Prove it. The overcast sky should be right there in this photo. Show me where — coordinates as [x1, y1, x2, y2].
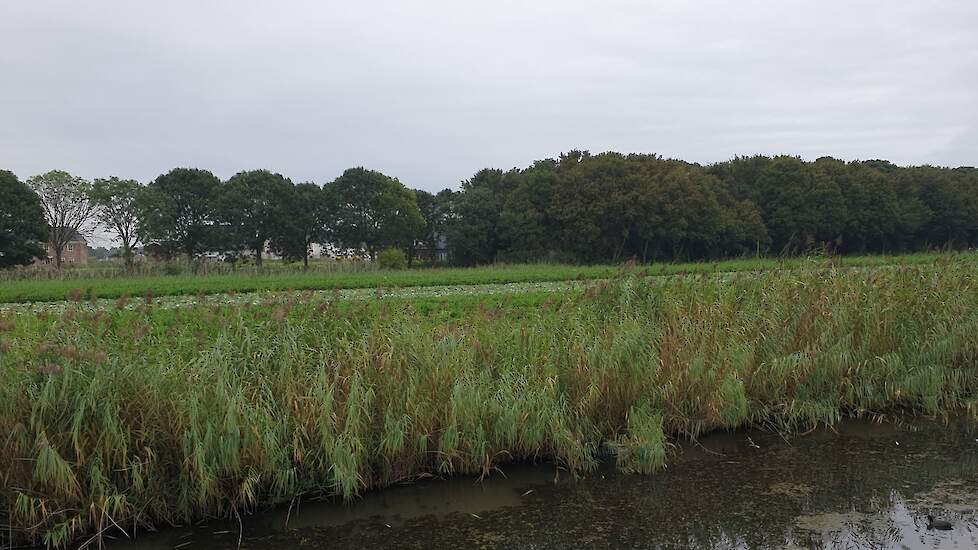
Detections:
[2, 1, 977, 192]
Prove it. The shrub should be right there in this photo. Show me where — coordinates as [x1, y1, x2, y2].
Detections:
[377, 247, 407, 270]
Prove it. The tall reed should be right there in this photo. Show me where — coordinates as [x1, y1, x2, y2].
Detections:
[2, 259, 978, 547]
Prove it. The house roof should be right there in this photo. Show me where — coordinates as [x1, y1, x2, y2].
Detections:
[51, 228, 88, 244]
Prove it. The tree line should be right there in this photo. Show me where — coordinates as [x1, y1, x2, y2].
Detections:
[0, 167, 425, 269]
[442, 152, 978, 264]
[2, 152, 977, 270]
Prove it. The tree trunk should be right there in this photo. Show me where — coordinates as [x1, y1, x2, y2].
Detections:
[303, 251, 309, 270]
[255, 246, 263, 268]
[123, 244, 134, 272]
[54, 246, 64, 270]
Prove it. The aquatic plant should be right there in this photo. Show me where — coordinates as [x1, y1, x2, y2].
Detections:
[2, 258, 978, 547]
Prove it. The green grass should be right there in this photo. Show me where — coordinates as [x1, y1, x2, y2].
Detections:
[0, 280, 586, 315]
[0, 251, 971, 303]
[0, 257, 382, 282]
[3, 257, 978, 547]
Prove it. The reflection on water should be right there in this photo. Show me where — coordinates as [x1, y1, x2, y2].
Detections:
[110, 417, 978, 549]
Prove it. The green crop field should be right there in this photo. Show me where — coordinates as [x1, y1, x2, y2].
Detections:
[0, 251, 970, 304]
[3, 257, 978, 547]
[0, 263, 616, 303]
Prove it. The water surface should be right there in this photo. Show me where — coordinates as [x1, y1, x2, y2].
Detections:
[109, 416, 978, 549]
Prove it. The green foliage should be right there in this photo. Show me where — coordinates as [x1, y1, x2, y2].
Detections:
[217, 169, 294, 266]
[377, 247, 407, 270]
[269, 182, 332, 267]
[9, 153, 978, 271]
[712, 156, 978, 255]
[443, 151, 978, 264]
[446, 170, 504, 265]
[449, 153, 770, 264]
[89, 177, 142, 269]
[4, 258, 978, 547]
[328, 168, 425, 256]
[914, 166, 978, 248]
[750, 156, 847, 253]
[0, 170, 48, 268]
[414, 188, 457, 253]
[609, 404, 667, 474]
[138, 168, 222, 259]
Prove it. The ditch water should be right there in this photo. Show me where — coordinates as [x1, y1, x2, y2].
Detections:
[110, 417, 978, 549]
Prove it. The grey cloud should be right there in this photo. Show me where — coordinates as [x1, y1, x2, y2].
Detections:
[2, 0, 976, 192]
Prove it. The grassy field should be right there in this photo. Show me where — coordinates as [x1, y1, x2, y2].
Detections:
[3, 258, 978, 547]
[0, 251, 971, 303]
[0, 263, 616, 303]
[0, 257, 382, 282]
[0, 280, 587, 314]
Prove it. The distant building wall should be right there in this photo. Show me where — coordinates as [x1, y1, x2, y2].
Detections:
[61, 240, 89, 264]
[34, 239, 89, 265]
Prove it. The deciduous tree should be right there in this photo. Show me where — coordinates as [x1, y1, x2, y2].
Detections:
[269, 182, 332, 268]
[218, 170, 293, 267]
[139, 168, 221, 260]
[0, 170, 48, 268]
[26, 170, 97, 269]
[90, 177, 142, 270]
[445, 169, 504, 265]
[328, 168, 425, 258]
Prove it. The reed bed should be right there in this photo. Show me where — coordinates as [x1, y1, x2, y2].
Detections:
[2, 259, 978, 547]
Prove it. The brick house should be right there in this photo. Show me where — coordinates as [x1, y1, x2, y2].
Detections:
[35, 229, 89, 266]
